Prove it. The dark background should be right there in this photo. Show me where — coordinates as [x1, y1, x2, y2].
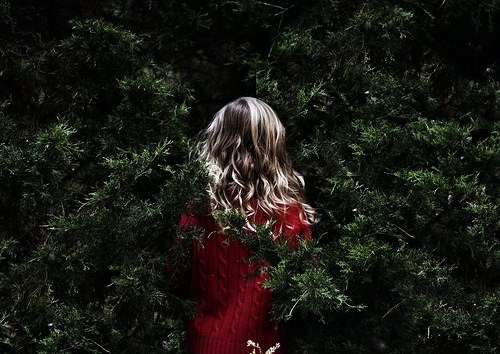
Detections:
[1, 1, 499, 353]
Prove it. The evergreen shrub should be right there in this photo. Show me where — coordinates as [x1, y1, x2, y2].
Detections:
[1, 1, 499, 353]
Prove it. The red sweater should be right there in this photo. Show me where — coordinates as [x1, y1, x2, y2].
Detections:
[179, 204, 311, 354]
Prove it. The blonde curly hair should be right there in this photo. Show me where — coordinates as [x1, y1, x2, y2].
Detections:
[198, 97, 316, 227]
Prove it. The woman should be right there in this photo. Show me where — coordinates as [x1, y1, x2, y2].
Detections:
[179, 97, 315, 353]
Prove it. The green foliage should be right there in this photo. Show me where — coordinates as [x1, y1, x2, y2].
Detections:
[213, 210, 361, 323]
[232, 1, 499, 352]
[1, 0, 499, 353]
[0, 12, 200, 353]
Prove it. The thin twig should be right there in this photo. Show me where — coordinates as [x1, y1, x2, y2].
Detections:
[90, 339, 112, 353]
[253, 1, 285, 10]
[394, 224, 415, 239]
[274, 4, 296, 17]
[382, 299, 406, 319]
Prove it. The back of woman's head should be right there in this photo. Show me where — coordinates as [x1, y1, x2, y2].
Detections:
[199, 97, 315, 224]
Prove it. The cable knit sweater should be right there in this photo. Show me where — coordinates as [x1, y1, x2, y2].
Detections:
[179, 204, 311, 354]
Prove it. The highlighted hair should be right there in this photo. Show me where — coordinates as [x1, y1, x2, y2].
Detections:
[199, 97, 316, 226]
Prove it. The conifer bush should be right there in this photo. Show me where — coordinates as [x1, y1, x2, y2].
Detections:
[0, 10, 202, 352]
[1, 0, 499, 353]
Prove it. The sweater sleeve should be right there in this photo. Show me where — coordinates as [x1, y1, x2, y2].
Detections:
[278, 204, 312, 249]
[164, 213, 198, 297]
